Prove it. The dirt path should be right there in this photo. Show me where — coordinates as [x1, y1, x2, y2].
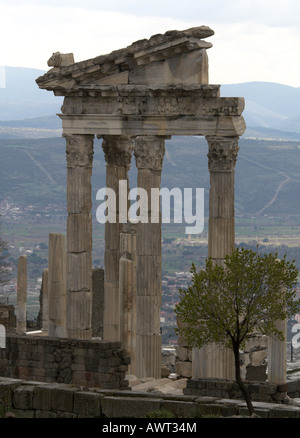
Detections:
[239, 154, 291, 216]
[22, 149, 56, 185]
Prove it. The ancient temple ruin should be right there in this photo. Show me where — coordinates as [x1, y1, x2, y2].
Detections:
[35, 25, 246, 380]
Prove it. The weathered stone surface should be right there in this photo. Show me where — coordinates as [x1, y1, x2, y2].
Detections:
[268, 318, 287, 384]
[48, 52, 74, 67]
[37, 26, 214, 92]
[92, 268, 104, 338]
[0, 335, 129, 389]
[13, 385, 35, 410]
[16, 255, 27, 334]
[74, 391, 102, 417]
[101, 395, 162, 418]
[48, 233, 67, 338]
[102, 136, 133, 343]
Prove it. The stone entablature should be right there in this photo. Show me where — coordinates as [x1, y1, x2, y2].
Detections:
[36, 26, 245, 139]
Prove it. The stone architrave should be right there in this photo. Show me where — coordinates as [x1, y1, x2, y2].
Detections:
[48, 233, 67, 338]
[119, 223, 137, 375]
[101, 135, 133, 341]
[65, 134, 94, 340]
[134, 135, 165, 379]
[16, 255, 27, 334]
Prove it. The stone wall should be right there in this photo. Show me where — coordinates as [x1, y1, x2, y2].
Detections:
[0, 304, 16, 333]
[184, 378, 289, 403]
[0, 334, 130, 389]
[2, 377, 300, 418]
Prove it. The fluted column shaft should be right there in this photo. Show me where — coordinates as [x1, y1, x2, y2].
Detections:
[65, 134, 94, 339]
[193, 136, 239, 380]
[268, 318, 287, 384]
[41, 268, 48, 331]
[134, 136, 165, 379]
[16, 255, 27, 334]
[207, 136, 239, 264]
[119, 223, 137, 375]
[48, 233, 67, 338]
[102, 135, 133, 341]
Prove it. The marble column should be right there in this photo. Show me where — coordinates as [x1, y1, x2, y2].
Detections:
[193, 136, 239, 380]
[134, 135, 165, 379]
[65, 134, 94, 339]
[102, 135, 133, 341]
[48, 233, 67, 338]
[268, 318, 287, 384]
[119, 223, 137, 375]
[206, 136, 239, 265]
[41, 268, 49, 331]
[16, 255, 27, 334]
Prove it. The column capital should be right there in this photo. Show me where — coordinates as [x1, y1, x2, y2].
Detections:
[134, 136, 165, 171]
[102, 135, 133, 167]
[64, 134, 94, 167]
[206, 136, 239, 172]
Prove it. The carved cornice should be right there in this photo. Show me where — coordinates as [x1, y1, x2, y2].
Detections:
[134, 136, 165, 171]
[64, 134, 94, 167]
[101, 135, 133, 167]
[206, 136, 239, 172]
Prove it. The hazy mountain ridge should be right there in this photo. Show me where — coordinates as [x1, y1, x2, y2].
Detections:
[0, 67, 299, 139]
[0, 136, 300, 218]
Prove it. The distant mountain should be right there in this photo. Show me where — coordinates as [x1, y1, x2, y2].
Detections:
[0, 67, 299, 139]
[221, 82, 300, 135]
[0, 66, 63, 121]
[1, 136, 300, 219]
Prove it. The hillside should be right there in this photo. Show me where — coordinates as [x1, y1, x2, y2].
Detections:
[0, 66, 63, 121]
[1, 135, 300, 219]
[221, 82, 300, 134]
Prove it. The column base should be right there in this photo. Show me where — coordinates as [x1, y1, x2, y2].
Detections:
[67, 329, 93, 340]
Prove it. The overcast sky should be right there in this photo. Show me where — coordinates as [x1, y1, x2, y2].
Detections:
[0, 0, 299, 86]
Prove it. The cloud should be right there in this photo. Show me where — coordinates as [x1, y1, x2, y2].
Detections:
[0, 3, 194, 69]
[6, 0, 300, 26]
[1, 0, 299, 86]
[209, 22, 300, 86]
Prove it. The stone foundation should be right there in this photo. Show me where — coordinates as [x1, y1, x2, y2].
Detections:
[184, 378, 288, 403]
[0, 334, 130, 389]
[2, 377, 300, 418]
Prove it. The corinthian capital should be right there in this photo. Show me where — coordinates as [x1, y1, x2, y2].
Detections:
[102, 135, 133, 167]
[65, 134, 94, 167]
[134, 136, 165, 171]
[206, 136, 239, 172]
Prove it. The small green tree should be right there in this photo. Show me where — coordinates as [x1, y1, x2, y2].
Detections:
[175, 247, 300, 416]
